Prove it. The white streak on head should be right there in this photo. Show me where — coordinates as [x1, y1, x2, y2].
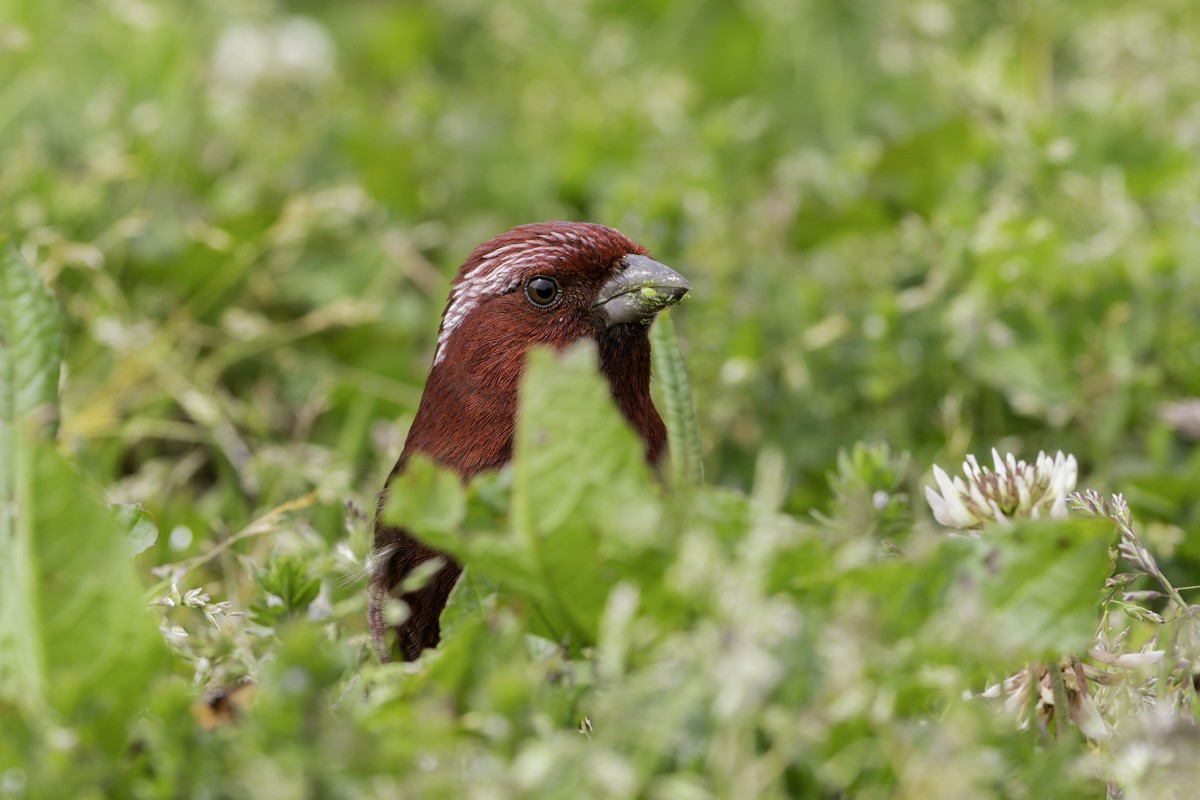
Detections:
[479, 242, 522, 261]
[432, 227, 593, 365]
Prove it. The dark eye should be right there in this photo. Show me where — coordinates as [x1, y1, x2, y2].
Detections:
[524, 276, 561, 308]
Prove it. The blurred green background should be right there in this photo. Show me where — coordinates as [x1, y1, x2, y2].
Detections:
[3, 0, 1200, 590]
[4, 0, 1200, 795]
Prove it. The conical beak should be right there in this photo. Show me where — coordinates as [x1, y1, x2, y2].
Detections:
[595, 254, 691, 327]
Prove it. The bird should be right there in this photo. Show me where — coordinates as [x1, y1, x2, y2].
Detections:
[368, 221, 691, 662]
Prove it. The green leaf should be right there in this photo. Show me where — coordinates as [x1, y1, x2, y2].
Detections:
[404, 346, 669, 646]
[0, 442, 168, 745]
[0, 242, 63, 445]
[382, 453, 467, 534]
[0, 246, 165, 759]
[384, 457, 553, 618]
[511, 344, 663, 644]
[985, 517, 1113, 657]
[955, 517, 1114, 662]
[0, 241, 64, 721]
[115, 504, 159, 556]
[439, 567, 495, 645]
[250, 554, 322, 626]
[650, 310, 703, 488]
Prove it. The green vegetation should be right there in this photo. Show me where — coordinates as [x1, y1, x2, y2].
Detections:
[2, 0, 1200, 797]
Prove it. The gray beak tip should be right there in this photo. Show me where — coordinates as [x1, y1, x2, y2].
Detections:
[596, 254, 692, 327]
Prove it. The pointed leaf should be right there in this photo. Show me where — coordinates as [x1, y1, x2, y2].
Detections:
[0, 242, 64, 445]
[650, 310, 703, 488]
[0, 245, 166, 760]
[116, 504, 159, 556]
[512, 344, 662, 644]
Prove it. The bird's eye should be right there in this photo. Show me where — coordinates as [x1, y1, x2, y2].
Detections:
[524, 276, 561, 308]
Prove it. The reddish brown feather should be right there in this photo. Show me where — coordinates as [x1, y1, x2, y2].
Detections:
[369, 222, 666, 662]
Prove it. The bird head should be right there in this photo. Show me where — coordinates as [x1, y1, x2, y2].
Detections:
[432, 221, 690, 370]
[404, 221, 690, 475]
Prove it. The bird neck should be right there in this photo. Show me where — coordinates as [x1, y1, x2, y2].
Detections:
[399, 327, 667, 480]
[399, 352, 520, 479]
[598, 325, 667, 466]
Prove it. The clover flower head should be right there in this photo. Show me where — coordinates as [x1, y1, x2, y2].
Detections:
[925, 449, 1078, 530]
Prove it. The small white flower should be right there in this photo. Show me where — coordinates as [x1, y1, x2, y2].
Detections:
[925, 449, 1078, 530]
[1088, 647, 1165, 669]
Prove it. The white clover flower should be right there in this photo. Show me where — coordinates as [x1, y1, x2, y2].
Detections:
[925, 449, 1078, 530]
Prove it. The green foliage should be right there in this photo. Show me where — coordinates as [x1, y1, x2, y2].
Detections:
[651, 309, 704, 488]
[972, 518, 1113, 661]
[383, 453, 467, 535]
[822, 441, 912, 543]
[0, 243, 63, 441]
[249, 555, 322, 628]
[117, 504, 160, 556]
[2, 0, 1199, 796]
[389, 344, 667, 646]
[0, 248, 167, 789]
[512, 345, 662, 643]
[0, 242, 63, 717]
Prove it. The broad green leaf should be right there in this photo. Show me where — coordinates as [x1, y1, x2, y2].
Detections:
[0, 246, 166, 759]
[384, 458, 553, 620]
[927, 518, 1114, 665]
[439, 567, 495, 645]
[1, 441, 168, 753]
[836, 537, 966, 644]
[975, 517, 1113, 660]
[382, 453, 467, 534]
[402, 347, 668, 646]
[511, 345, 663, 645]
[384, 457, 539, 594]
[0, 241, 63, 721]
[421, 525, 549, 602]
